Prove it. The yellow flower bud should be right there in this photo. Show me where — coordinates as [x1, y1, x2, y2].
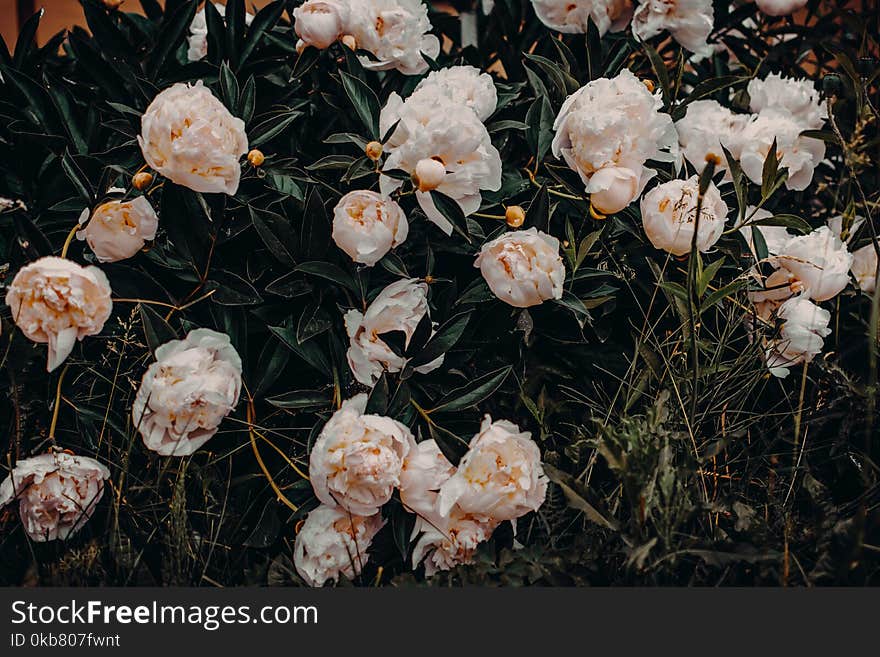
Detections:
[247, 149, 265, 167]
[132, 171, 154, 191]
[341, 34, 357, 50]
[365, 141, 383, 161]
[505, 205, 525, 228]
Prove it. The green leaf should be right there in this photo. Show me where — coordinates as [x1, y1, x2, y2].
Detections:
[250, 206, 296, 267]
[239, 0, 285, 65]
[266, 389, 331, 410]
[340, 71, 380, 139]
[525, 96, 554, 162]
[432, 366, 512, 413]
[249, 110, 302, 147]
[61, 151, 95, 201]
[643, 42, 671, 107]
[139, 303, 177, 354]
[219, 62, 240, 114]
[542, 463, 618, 530]
[429, 191, 471, 243]
[294, 262, 360, 294]
[149, 0, 196, 76]
[697, 257, 725, 297]
[701, 279, 748, 314]
[751, 213, 812, 234]
[408, 311, 472, 368]
[13, 7, 42, 69]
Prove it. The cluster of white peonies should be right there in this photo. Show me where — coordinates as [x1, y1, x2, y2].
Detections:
[187, 2, 254, 62]
[475, 228, 565, 307]
[379, 66, 502, 234]
[552, 69, 678, 215]
[132, 329, 243, 456]
[344, 278, 443, 385]
[676, 73, 827, 192]
[529, 0, 633, 37]
[76, 195, 158, 263]
[332, 190, 409, 266]
[293, 0, 440, 75]
[138, 81, 249, 196]
[0, 450, 110, 542]
[640, 175, 728, 256]
[5, 256, 113, 372]
[294, 395, 547, 584]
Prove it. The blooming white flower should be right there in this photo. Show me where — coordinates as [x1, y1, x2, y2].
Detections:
[76, 196, 158, 263]
[5, 256, 113, 372]
[774, 226, 853, 302]
[187, 3, 254, 62]
[747, 73, 827, 130]
[675, 100, 749, 178]
[332, 190, 408, 266]
[294, 0, 350, 50]
[438, 416, 547, 522]
[640, 176, 728, 256]
[412, 66, 498, 121]
[0, 451, 110, 542]
[346, 0, 440, 76]
[379, 89, 502, 234]
[293, 504, 385, 586]
[765, 296, 831, 378]
[755, 0, 808, 17]
[632, 0, 714, 53]
[344, 278, 444, 385]
[132, 329, 242, 456]
[475, 228, 565, 308]
[411, 507, 497, 576]
[530, 0, 633, 37]
[138, 81, 248, 196]
[399, 438, 456, 518]
[737, 109, 825, 192]
[552, 69, 678, 214]
[851, 242, 878, 295]
[309, 393, 413, 515]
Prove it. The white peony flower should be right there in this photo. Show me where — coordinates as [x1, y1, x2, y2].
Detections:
[138, 81, 248, 196]
[187, 3, 254, 62]
[675, 100, 749, 179]
[309, 393, 413, 515]
[346, 0, 440, 76]
[412, 65, 498, 121]
[5, 256, 113, 372]
[851, 242, 878, 295]
[0, 451, 110, 542]
[755, 0, 808, 17]
[399, 438, 456, 518]
[737, 109, 825, 192]
[294, 0, 350, 50]
[76, 196, 158, 263]
[747, 73, 827, 130]
[293, 504, 385, 586]
[774, 226, 853, 302]
[344, 278, 444, 385]
[475, 228, 565, 308]
[438, 416, 547, 522]
[826, 214, 865, 244]
[411, 507, 497, 576]
[132, 329, 242, 456]
[640, 176, 728, 256]
[552, 69, 678, 214]
[530, 0, 634, 37]
[632, 0, 714, 53]
[765, 296, 831, 378]
[332, 190, 408, 266]
[379, 89, 502, 234]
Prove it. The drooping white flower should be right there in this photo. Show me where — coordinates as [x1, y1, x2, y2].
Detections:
[0, 451, 110, 542]
[138, 81, 248, 195]
[76, 196, 158, 263]
[309, 394, 413, 515]
[755, 0, 808, 18]
[399, 438, 456, 518]
[411, 66, 498, 121]
[438, 416, 547, 522]
[530, 0, 634, 37]
[552, 69, 678, 214]
[294, 0, 351, 50]
[737, 109, 825, 192]
[5, 256, 113, 372]
[765, 296, 831, 378]
[346, 0, 440, 76]
[379, 89, 502, 234]
[851, 242, 878, 295]
[747, 73, 827, 130]
[475, 228, 565, 308]
[132, 329, 242, 456]
[675, 100, 749, 179]
[632, 0, 714, 53]
[640, 176, 728, 256]
[293, 504, 385, 586]
[344, 278, 444, 385]
[187, 3, 254, 62]
[774, 226, 853, 302]
[332, 190, 408, 266]
[411, 507, 497, 576]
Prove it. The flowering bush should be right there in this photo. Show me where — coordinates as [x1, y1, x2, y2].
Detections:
[0, 0, 878, 586]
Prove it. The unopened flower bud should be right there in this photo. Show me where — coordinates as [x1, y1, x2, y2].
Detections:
[413, 158, 446, 192]
[132, 171, 153, 191]
[642, 79, 655, 93]
[505, 205, 525, 228]
[247, 149, 265, 167]
[365, 141, 383, 161]
[341, 34, 357, 50]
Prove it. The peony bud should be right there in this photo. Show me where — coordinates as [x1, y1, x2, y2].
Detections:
[505, 205, 525, 228]
[293, 0, 350, 50]
[247, 149, 265, 167]
[365, 141, 383, 161]
[413, 158, 446, 192]
[132, 171, 154, 191]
